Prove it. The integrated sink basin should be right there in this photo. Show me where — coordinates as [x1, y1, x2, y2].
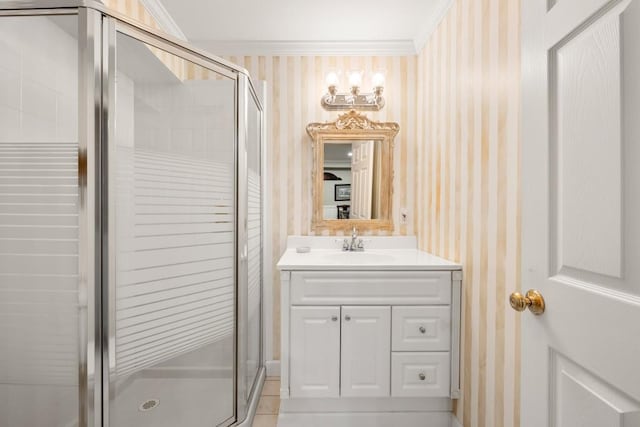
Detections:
[320, 251, 396, 264]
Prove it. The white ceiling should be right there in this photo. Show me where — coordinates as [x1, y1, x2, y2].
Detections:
[325, 143, 353, 163]
[155, 0, 452, 55]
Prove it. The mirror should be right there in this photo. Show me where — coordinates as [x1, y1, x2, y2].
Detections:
[322, 140, 384, 220]
[307, 110, 399, 233]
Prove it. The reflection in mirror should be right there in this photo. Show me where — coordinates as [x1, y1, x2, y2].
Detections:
[323, 141, 384, 220]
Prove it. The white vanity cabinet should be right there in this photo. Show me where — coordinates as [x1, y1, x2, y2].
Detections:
[277, 237, 462, 427]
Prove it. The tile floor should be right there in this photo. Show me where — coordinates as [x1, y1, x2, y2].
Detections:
[251, 377, 280, 427]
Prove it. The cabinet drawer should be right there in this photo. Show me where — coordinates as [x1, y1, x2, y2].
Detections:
[290, 270, 451, 305]
[392, 306, 451, 351]
[391, 352, 450, 397]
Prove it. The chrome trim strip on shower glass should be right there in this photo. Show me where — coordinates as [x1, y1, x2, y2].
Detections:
[78, 7, 103, 427]
[256, 84, 265, 390]
[236, 74, 249, 423]
[0, 0, 95, 9]
[102, 14, 116, 427]
[245, 77, 264, 405]
[245, 76, 265, 114]
[0, 8, 79, 17]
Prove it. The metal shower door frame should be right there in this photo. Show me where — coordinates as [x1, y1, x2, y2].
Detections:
[102, 13, 243, 427]
[235, 73, 266, 426]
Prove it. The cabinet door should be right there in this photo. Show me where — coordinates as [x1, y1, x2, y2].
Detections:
[341, 306, 391, 397]
[290, 306, 340, 397]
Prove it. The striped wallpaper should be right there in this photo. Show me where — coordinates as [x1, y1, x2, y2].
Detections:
[415, 1, 521, 427]
[102, 1, 521, 426]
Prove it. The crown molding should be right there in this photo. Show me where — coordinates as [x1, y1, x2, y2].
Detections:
[193, 39, 418, 57]
[139, 0, 187, 41]
[139, 0, 452, 57]
[412, 0, 454, 54]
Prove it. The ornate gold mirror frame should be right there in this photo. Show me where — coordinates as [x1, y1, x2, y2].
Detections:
[307, 110, 400, 233]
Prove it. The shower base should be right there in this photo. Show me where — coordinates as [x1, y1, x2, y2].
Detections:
[111, 377, 234, 427]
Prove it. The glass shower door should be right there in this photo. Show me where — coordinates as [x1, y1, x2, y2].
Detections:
[109, 29, 237, 427]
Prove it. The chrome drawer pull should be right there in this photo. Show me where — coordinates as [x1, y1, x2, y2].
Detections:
[331, 315, 338, 322]
[419, 326, 426, 334]
[419, 373, 426, 381]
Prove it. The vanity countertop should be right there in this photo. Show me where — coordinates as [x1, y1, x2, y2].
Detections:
[277, 236, 461, 271]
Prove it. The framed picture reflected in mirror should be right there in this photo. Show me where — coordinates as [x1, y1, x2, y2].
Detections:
[334, 184, 351, 201]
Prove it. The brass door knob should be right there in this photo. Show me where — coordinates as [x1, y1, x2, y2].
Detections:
[509, 290, 545, 315]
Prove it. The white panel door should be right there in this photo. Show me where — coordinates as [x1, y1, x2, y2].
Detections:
[341, 306, 391, 397]
[290, 306, 340, 398]
[350, 141, 374, 219]
[521, 0, 640, 425]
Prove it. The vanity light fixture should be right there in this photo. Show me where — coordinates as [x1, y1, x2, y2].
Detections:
[321, 70, 386, 111]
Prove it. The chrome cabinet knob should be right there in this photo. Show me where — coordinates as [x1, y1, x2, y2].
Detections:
[419, 326, 426, 334]
[345, 315, 351, 321]
[331, 316, 338, 322]
[419, 373, 426, 381]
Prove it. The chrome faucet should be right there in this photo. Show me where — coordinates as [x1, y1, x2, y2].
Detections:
[342, 227, 365, 252]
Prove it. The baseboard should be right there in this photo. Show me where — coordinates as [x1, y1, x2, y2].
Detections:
[277, 412, 457, 427]
[266, 360, 281, 377]
[280, 396, 452, 413]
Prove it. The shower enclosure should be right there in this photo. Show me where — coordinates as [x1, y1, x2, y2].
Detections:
[0, 2, 264, 426]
